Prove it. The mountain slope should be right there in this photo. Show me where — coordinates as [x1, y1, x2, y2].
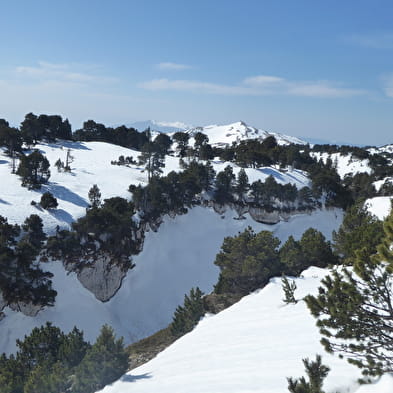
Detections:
[99, 266, 393, 393]
[0, 206, 342, 355]
[185, 121, 306, 147]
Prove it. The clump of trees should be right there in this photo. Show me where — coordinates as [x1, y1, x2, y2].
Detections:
[0, 214, 56, 307]
[214, 226, 337, 295]
[17, 150, 50, 189]
[46, 196, 138, 270]
[40, 192, 58, 209]
[0, 323, 128, 393]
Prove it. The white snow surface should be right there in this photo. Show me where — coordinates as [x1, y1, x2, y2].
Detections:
[365, 196, 393, 220]
[97, 266, 388, 393]
[184, 121, 305, 147]
[0, 141, 309, 233]
[311, 152, 372, 179]
[0, 207, 342, 355]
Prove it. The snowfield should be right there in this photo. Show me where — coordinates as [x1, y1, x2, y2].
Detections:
[365, 196, 393, 220]
[184, 121, 306, 147]
[97, 266, 393, 393]
[0, 139, 309, 233]
[0, 206, 342, 355]
[311, 152, 372, 179]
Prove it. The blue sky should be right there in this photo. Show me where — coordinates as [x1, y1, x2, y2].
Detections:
[0, 0, 392, 145]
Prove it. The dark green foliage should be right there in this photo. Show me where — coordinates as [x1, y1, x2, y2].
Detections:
[214, 165, 235, 204]
[22, 214, 47, 250]
[299, 228, 338, 269]
[214, 227, 282, 295]
[40, 191, 58, 209]
[0, 323, 127, 393]
[16, 150, 50, 189]
[73, 325, 128, 393]
[0, 122, 22, 158]
[171, 287, 205, 337]
[172, 131, 189, 157]
[71, 197, 137, 262]
[20, 113, 72, 144]
[74, 120, 149, 150]
[280, 236, 306, 276]
[281, 276, 297, 304]
[332, 203, 383, 262]
[154, 133, 172, 156]
[88, 184, 101, 209]
[236, 168, 249, 203]
[305, 211, 393, 376]
[0, 215, 56, 308]
[287, 355, 330, 393]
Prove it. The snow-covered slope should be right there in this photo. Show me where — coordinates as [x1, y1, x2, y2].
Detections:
[365, 196, 393, 220]
[0, 206, 342, 355]
[98, 266, 393, 393]
[311, 151, 372, 179]
[0, 141, 309, 232]
[185, 121, 306, 147]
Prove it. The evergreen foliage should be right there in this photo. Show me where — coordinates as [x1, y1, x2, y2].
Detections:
[0, 215, 56, 307]
[214, 227, 282, 295]
[88, 184, 102, 209]
[305, 210, 393, 376]
[332, 203, 383, 262]
[40, 192, 58, 209]
[73, 325, 128, 393]
[287, 355, 330, 393]
[0, 323, 126, 393]
[281, 276, 297, 304]
[171, 287, 205, 337]
[16, 150, 50, 189]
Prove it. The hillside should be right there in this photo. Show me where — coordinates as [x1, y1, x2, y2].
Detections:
[98, 267, 393, 393]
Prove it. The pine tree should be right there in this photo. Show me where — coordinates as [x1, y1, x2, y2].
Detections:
[88, 184, 101, 209]
[279, 236, 306, 276]
[17, 150, 50, 189]
[171, 287, 205, 337]
[305, 209, 393, 376]
[73, 325, 128, 393]
[236, 168, 249, 203]
[40, 192, 58, 209]
[287, 355, 330, 393]
[281, 276, 297, 304]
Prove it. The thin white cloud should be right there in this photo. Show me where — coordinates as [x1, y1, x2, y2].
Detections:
[243, 75, 285, 85]
[139, 75, 365, 98]
[382, 74, 393, 98]
[345, 32, 393, 49]
[156, 62, 192, 71]
[15, 61, 118, 85]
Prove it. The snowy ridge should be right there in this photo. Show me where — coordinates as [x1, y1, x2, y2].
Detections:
[0, 141, 309, 233]
[98, 266, 393, 393]
[184, 121, 306, 147]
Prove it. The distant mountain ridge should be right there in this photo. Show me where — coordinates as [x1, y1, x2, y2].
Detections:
[129, 120, 306, 146]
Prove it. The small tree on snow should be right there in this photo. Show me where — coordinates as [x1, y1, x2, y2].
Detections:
[287, 355, 330, 393]
[282, 276, 297, 304]
[88, 184, 101, 209]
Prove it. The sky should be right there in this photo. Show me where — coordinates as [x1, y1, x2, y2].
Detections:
[0, 0, 392, 145]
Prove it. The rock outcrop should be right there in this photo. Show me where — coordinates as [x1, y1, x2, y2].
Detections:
[73, 254, 129, 302]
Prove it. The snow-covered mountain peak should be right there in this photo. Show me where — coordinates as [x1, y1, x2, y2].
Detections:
[185, 121, 306, 147]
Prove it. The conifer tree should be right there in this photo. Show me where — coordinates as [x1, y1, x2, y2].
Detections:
[73, 325, 128, 393]
[88, 184, 101, 209]
[287, 355, 330, 393]
[305, 209, 393, 376]
[236, 168, 249, 203]
[171, 287, 205, 337]
[281, 276, 297, 304]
